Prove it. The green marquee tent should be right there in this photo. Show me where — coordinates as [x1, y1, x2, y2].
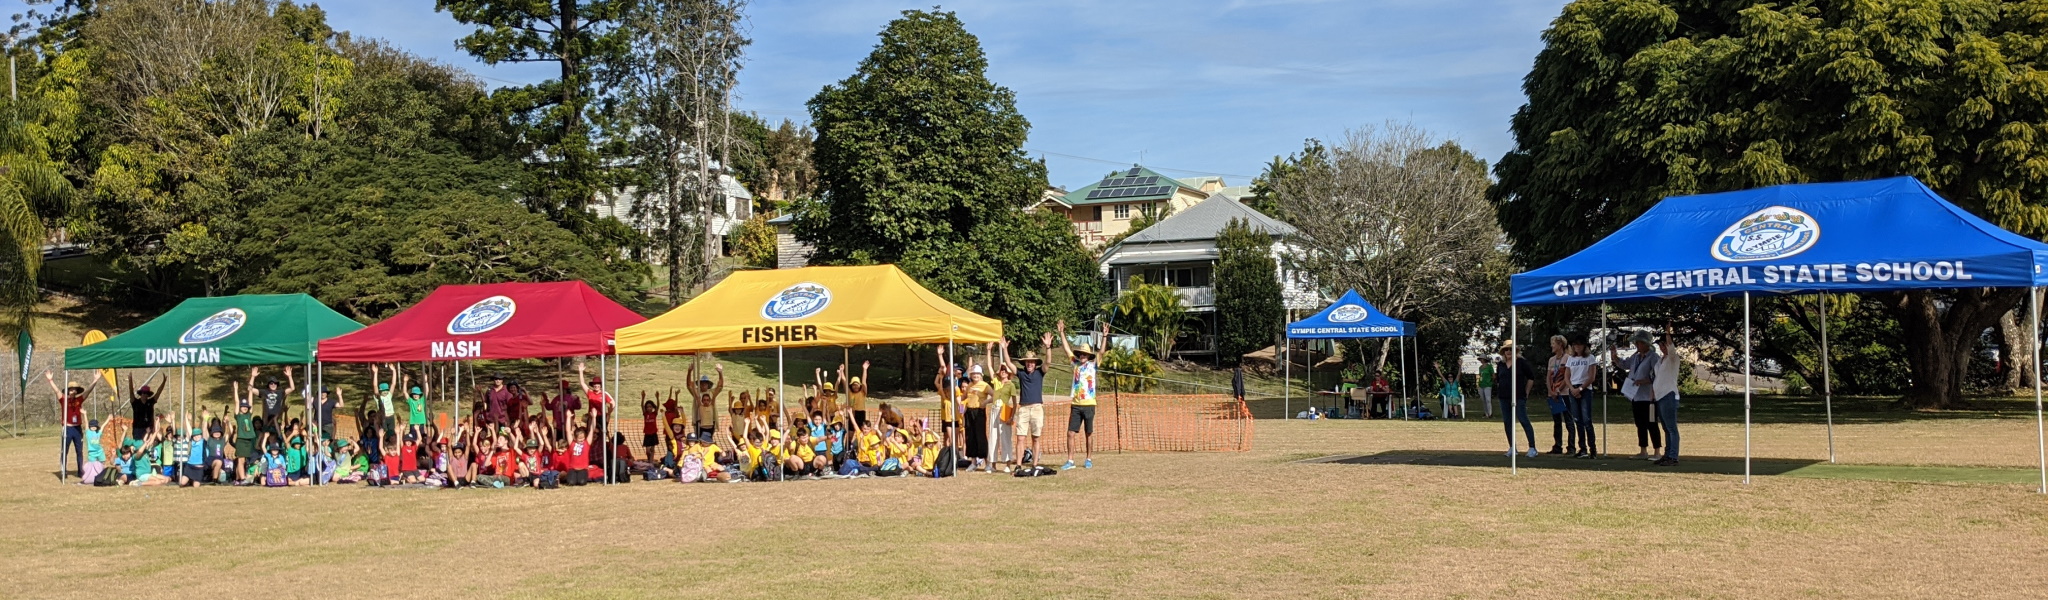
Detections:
[64, 294, 364, 369]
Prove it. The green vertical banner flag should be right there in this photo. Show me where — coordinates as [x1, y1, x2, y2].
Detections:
[17, 330, 31, 408]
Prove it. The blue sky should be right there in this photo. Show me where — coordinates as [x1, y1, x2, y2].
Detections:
[3, 0, 1567, 190]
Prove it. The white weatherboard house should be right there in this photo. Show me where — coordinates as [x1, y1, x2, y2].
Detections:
[1097, 193, 1319, 357]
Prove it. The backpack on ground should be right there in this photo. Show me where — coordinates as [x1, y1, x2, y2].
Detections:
[933, 447, 957, 478]
[1012, 465, 1058, 477]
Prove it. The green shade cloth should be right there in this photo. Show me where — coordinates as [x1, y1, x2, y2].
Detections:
[64, 294, 364, 369]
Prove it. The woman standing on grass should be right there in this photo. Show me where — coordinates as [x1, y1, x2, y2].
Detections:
[1612, 330, 1663, 460]
[1545, 335, 1575, 455]
[1566, 339, 1598, 458]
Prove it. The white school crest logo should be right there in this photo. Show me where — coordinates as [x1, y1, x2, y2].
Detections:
[448, 296, 517, 335]
[180, 309, 247, 345]
[1329, 304, 1369, 323]
[762, 283, 831, 321]
[1712, 206, 1820, 262]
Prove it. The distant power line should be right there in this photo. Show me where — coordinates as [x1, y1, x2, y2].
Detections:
[1028, 148, 1255, 179]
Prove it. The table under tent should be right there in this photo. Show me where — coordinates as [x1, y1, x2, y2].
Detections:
[316, 281, 647, 483]
[61, 294, 365, 481]
[616, 264, 1004, 478]
[1282, 290, 1420, 420]
[1509, 175, 2048, 490]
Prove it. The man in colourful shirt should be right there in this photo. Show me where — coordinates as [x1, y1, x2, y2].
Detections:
[1056, 320, 1099, 470]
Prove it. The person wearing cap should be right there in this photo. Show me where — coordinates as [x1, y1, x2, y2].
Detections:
[231, 393, 259, 483]
[45, 371, 100, 480]
[247, 366, 294, 434]
[1055, 319, 1101, 470]
[402, 370, 430, 439]
[82, 415, 107, 485]
[960, 359, 993, 472]
[814, 366, 842, 420]
[1007, 334, 1052, 469]
[847, 360, 871, 427]
[688, 356, 726, 437]
[1498, 340, 1540, 459]
[987, 343, 1018, 472]
[203, 419, 227, 483]
[126, 371, 165, 441]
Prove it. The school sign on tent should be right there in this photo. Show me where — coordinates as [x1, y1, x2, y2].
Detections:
[63, 294, 364, 369]
[616, 264, 1003, 354]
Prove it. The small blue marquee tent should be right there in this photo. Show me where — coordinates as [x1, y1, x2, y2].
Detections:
[1509, 176, 2048, 490]
[1282, 291, 1421, 419]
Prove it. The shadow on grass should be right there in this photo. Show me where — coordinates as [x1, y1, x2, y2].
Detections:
[1309, 450, 2042, 485]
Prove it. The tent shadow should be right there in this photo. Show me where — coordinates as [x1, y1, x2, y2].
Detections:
[1309, 450, 1822, 477]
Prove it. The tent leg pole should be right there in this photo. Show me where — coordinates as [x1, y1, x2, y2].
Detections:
[2032, 287, 2044, 494]
[777, 345, 785, 482]
[1399, 335, 1407, 420]
[1283, 339, 1290, 419]
[1821, 293, 1835, 463]
[1510, 304, 1518, 476]
[1744, 291, 1753, 486]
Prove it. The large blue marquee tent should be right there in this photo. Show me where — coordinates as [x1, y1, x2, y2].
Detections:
[1510, 176, 2048, 489]
[1283, 290, 1419, 419]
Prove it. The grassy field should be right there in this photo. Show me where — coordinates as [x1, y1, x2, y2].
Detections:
[4, 391, 2048, 599]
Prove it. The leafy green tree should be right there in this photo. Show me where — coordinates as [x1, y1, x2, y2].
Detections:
[1266, 124, 1508, 373]
[437, 0, 631, 228]
[730, 214, 777, 270]
[1213, 217, 1284, 365]
[1492, 0, 2048, 408]
[795, 10, 1102, 338]
[66, 0, 356, 296]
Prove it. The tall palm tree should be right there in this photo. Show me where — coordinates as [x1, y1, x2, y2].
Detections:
[0, 98, 71, 339]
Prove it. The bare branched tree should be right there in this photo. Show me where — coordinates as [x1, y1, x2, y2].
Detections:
[1271, 122, 1510, 369]
[614, 0, 749, 305]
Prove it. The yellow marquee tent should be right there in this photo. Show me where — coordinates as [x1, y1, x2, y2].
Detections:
[616, 264, 1003, 355]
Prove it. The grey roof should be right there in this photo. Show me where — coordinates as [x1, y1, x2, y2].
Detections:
[1119, 193, 1294, 245]
[767, 213, 793, 224]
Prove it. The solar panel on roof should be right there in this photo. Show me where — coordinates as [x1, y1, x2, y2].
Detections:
[1144, 176, 1159, 185]
[1154, 185, 1171, 194]
[1127, 168, 1141, 177]
[1086, 189, 1105, 200]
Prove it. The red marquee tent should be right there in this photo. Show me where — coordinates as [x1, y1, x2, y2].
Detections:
[317, 281, 647, 362]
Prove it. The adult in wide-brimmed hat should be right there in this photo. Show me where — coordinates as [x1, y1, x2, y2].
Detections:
[1005, 336, 1052, 470]
[1054, 319, 1101, 471]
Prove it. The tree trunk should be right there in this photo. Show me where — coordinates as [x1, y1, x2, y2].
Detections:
[1888, 289, 2023, 409]
[1998, 293, 2041, 393]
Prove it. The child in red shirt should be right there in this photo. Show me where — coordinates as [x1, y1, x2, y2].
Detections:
[640, 396, 659, 462]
